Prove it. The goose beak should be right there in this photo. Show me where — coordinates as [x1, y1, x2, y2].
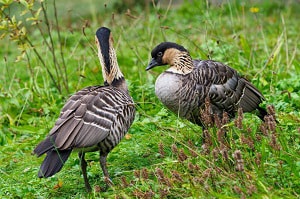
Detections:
[146, 58, 159, 71]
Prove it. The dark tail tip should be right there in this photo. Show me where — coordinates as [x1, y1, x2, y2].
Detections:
[257, 106, 279, 123]
[257, 107, 268, 121]
[38, 149, 72, 178]
[34, 135, 57, 157]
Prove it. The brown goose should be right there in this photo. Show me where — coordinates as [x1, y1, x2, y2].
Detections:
[146, 42, 267, 127]
[34, 27, 135, 191]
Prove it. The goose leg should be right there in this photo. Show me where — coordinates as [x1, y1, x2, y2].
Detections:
[79, 152, 92, 192]
[99, 152, 113, 189]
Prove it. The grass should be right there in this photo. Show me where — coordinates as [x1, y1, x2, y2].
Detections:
[0, 0, 299, 198]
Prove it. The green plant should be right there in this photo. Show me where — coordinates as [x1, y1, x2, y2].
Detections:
[1, 0, 69, 94]
[0, 0, 299, 198]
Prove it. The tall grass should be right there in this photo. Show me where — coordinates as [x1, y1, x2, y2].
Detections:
[0, 0, 299, 198]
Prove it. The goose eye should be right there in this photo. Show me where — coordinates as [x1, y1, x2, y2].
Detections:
[157, 52, 163, 57]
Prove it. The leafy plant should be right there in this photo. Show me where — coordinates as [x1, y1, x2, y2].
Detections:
[0, 0, 69, 94]
[0, 0, 299, 198]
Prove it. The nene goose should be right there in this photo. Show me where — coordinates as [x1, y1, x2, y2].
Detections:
[34, 27, 135, 191]
[146, 42, 267, 127]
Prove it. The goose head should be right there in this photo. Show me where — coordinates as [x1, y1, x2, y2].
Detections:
[95, 27, 125, 88]
[146, 42, 194, 75]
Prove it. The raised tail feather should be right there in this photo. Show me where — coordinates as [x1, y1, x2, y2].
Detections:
[34, 135, 72, 178]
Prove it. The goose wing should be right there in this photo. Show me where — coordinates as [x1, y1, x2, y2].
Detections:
[40, 86, 121, 151]
[194, 60, 264, 115]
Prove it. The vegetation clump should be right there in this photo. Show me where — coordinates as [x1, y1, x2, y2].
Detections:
[0, 0, 299, 198]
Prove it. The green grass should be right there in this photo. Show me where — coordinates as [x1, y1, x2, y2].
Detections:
[0, 0, 299, 198]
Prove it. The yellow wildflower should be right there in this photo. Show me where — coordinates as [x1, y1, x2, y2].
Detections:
[250, 7, 259, 13]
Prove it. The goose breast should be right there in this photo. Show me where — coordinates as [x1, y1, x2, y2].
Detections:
[155, 72, 200, 120]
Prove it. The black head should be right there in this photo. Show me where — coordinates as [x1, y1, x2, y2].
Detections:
[146, 42, 188, 71]
[95, 27, 111, 73]
[96, 27, 111, 41]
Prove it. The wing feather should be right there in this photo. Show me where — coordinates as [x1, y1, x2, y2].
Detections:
[46, 86, 121, 150]
[194, 60, 264, 116]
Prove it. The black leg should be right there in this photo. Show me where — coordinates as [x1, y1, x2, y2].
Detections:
[99, 152, 113, 189]
[79, 152, 92, 192]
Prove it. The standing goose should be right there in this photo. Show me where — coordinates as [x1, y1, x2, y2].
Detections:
[34, 27, 135, 191]
[146, 42, 267, 127]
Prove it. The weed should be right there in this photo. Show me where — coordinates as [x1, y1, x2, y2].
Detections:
[0, 0, 299, 198]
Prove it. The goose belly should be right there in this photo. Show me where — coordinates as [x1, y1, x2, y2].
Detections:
[155, 72, 196, 119]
